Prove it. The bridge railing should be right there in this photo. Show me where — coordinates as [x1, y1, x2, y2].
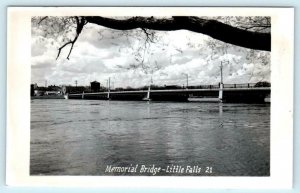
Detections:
[187, 83, 257, 89]
[188, 85, 219, 89]
[113, 83, 262, 92]
[223, 83, 256, 88]
[68, 83, 265, 94]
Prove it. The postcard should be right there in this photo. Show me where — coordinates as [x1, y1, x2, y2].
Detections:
[6, 7, 294, 188]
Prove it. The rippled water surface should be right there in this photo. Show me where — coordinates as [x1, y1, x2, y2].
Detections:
[30, 99, 270, 176]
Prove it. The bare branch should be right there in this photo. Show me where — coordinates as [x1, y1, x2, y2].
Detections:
[56, 16, 86, 60]
[38, 16, 48, 24]
[141, 28, 155, 43]
[56, 41, 72, 60]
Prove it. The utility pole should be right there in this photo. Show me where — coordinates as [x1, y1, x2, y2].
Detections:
[220, 60, 229, 84]
[108, 77, 110, 92]
[106, 78, 111, 91]
[75, 80, 78, 93]
[219, 61, 229, 102]
[220, 62, 223, 84]
[186, 74, 189, 89]
[107, 77, 110, 99]
[182, 73, 188, 89]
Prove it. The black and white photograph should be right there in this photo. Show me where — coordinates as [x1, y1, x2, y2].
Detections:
[30, 15, 271, 176]
[6, 7, 294, 188]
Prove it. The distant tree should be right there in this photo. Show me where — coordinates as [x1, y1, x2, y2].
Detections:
[115, 87, 124, 91]
[125, 86, 134, 91]
[254, 81, 271, 87]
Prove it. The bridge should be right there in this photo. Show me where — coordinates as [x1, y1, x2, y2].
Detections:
[65, 83, 271, 103]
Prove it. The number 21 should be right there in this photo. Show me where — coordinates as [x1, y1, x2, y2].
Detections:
[205, 167, 212, 173]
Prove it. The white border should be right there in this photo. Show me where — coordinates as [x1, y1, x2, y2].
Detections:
[6, 7, 294, 189]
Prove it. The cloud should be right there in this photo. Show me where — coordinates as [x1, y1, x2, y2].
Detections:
[31, 42, 47, 57]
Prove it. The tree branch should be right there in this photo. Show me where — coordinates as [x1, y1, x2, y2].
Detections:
[141, 28, 155, 43]
[56, 16, 86, 60]
[84, 16, 271, 51]
[239, 25, 271, 31]
[38, 16, 48, 24]
[56, 41, 73, 60]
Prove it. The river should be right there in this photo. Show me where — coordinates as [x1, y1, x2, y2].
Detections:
[30, 99, 270, 176]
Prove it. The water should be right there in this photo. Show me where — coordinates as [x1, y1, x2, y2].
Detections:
[30, 99, 270, 176]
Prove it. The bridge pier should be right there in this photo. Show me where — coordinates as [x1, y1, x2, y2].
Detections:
[143, 85, 151, 101]
[218, 83, 223, 102]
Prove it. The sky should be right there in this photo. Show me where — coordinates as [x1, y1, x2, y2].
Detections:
[31, 17, 270, 88]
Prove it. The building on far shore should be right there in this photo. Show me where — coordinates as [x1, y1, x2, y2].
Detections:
[31, 83, 63, 96]
[90, 81, 100, 92]
[61, 85, 87, 94]
[45, 91, 62, 95]
[31, 84, 34, 96]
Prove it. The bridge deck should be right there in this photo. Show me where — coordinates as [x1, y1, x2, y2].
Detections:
[69, 87, 270, 96]
[66, 87, 270, 103]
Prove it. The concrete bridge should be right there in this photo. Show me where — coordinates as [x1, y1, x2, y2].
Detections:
[65, 84, 270, 103]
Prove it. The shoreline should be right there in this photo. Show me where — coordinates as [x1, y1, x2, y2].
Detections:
[31, 96, 64, 99]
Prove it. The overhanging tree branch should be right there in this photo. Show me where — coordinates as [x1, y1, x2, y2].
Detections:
[84, 16, 271, 51]
[51, 16, 271, 60]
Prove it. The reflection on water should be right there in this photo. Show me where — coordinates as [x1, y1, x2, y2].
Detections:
[30, 100, 270, 176]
